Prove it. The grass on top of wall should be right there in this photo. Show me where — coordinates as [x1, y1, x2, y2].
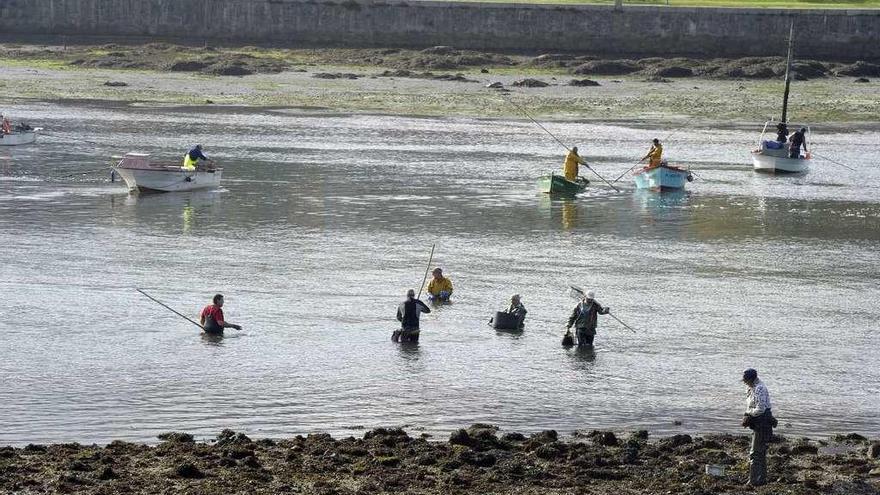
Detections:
[439, 0, 880, 8]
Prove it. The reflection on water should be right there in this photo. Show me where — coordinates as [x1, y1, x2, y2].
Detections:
[200, 332, 225, 347]
[0, 101, 878, 445]
[570, 346, 597, 364]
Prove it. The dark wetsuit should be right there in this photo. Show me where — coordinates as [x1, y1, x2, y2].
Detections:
[788, 130, 806, 158]
[397, 298, 430, 331]
[775, 123, 788, 143]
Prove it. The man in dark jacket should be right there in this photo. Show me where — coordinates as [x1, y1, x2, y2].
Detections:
[566, 290, 609, 347]
[788, 128, 807, 158]
[394, 289, 430, 342]
[775, 122, 788, 143]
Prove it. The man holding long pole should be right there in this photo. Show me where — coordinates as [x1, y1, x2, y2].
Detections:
[566, 290, 609, 347]
[200, 294, 243, 335]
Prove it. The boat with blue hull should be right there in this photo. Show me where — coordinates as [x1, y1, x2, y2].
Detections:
[632, 164, 693, 191]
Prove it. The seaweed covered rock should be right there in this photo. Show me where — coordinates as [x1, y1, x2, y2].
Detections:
[659, 434, 693, 449]
[215, 429, 253, 448]
[587, 431, 619, 447]
[835, 61, 880, 77]
[569, 78, 601, 87]
[573, 60, 640, 75]
[512, 78, 549, 88]
[157, 432, 194, 444]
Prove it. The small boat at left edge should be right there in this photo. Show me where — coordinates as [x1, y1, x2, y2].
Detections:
[111, 152, 223, 193]
[0, 127, 41, 146]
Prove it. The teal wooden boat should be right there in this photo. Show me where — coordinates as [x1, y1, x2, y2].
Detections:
[538, 174, 588, 196]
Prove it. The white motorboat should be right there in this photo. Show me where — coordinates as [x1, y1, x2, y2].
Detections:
[0, 129, 40, 146]
[750, 23, 811, 174]
[112, 152, 222, 193]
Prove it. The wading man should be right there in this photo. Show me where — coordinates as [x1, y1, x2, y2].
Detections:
[566, 290, 609, 347]
[426, 267, 453, 302]
[199, 294, 242, 335]
[394, 289, 430, 342]
[504, 294, 527, 327]
[741, 368, 776, 487]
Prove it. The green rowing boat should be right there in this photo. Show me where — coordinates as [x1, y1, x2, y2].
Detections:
[538, 174, 588, 196]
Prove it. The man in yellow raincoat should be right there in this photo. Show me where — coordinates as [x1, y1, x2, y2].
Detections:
[182, 144, 209, 171]
[563, 146, 588, 181]
[642, 139, 663, 168]
[426, 267, 453, 301]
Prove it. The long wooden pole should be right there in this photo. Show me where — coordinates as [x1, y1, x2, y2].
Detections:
[416, 244, 436, 299]
[136, 288, 205, 330]
[499, 95, 620, 192]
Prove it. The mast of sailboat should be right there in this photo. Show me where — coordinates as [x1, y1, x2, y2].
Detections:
[780, 22, 795, 123]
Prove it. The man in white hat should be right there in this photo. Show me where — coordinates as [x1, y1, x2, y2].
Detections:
[504, 294, 527, 327]
[566, 290, 609, 347]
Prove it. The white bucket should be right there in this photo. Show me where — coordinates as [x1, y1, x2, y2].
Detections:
[705, 464, 726, 476]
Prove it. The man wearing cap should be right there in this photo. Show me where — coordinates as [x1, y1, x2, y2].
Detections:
[426, 267, 453, 302]
[182, 144, 209, 171]
[394, 288, 430, 342]
[566, 290, 609, 347]
[741, 368, 775, 487]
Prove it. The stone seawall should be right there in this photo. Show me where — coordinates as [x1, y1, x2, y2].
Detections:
[1, 0, 878, 60]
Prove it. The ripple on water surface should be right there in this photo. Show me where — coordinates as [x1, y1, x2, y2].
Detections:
[0, 103, 878, 445]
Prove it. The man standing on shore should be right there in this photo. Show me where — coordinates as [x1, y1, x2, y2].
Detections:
[741, 368, 775, 487]
[566, 290, 609, 347]
[199, 294, 242, 335]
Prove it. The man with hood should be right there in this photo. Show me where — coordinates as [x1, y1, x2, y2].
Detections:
[566, 290, 609, 347]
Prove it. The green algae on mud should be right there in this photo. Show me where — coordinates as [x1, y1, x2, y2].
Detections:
[1, 425, 877, 494]
[1, 42, 879, 123]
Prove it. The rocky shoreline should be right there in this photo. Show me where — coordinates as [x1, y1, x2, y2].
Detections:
[1, 425, 878, 494]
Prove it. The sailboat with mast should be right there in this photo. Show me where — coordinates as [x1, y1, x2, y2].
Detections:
[751, 23, 811, 174]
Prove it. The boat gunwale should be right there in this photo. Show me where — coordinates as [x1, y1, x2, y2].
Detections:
[632, 164, 690, 176]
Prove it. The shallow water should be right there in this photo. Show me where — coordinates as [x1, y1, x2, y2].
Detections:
[1, 101, 878, 445]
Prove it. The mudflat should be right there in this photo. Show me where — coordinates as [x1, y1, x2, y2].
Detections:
[2, 426, 878, 494]
[1, 42, 878, 123]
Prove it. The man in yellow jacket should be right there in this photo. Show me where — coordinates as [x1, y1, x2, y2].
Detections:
[426, 267, 453, 301]
[182, 144, 209, 171]
[563, 146, 588, 181]
[642, 139, 663, 168]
